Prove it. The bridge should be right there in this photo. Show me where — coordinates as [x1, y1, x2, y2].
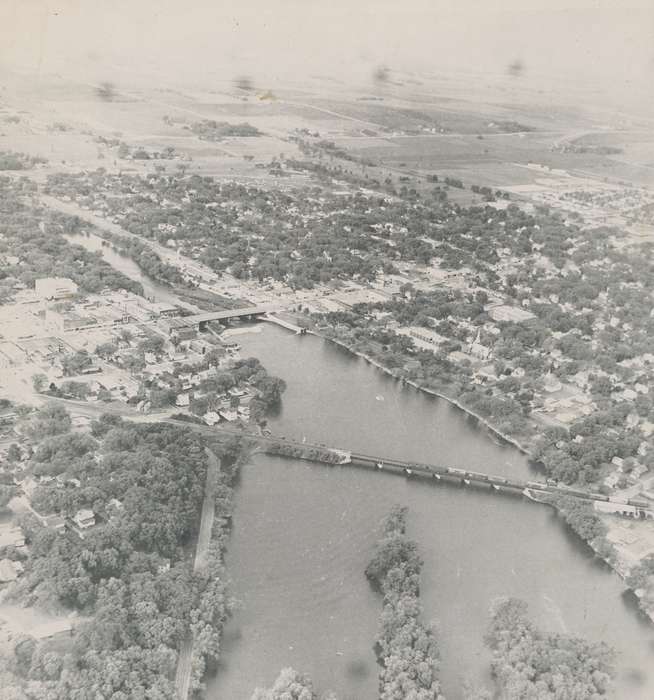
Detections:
[41, 398, 654, 518]
[160, 419, 653, 516]
[175, 305, 281, 330]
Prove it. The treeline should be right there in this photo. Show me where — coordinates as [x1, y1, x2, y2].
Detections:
[0, 150, 47, 170]
[534, 410, 646, 486]
[551, 496, 617, 563]
[0, 177, 143, 300]
[101, 231, 184, 285]
[484, 598, 614, 698]
[188, 120, 262, 140]
[250, 506, 617, 700]
[265, 442, 343, 464]
[2, 410, 240, 698]
[366, 506, 444, 700]
[187, 438, 247, 696]
[251, 667, 336, 700]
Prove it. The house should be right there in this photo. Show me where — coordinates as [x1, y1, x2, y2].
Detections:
[73, 509, 96, 530]
[611, 457, 625, 470]
[218, 409, 238, 422]
[40, 514, 66, 532]
[175, 393, 190, 407]
[203, 411, 221, 426]
[543, 373, 562, 393]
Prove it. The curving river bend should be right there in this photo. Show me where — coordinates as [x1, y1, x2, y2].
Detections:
[66, 230, 654, 699]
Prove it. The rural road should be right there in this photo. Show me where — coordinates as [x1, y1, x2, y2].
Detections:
[174, 447, 220, 700]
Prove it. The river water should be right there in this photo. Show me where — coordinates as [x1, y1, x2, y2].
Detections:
[69, 235, 654, 699]
[207, 325, 654, 700]
[63, 231, 199, 310]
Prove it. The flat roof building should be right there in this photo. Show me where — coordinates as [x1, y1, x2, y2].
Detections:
[35, 278, 79, 300]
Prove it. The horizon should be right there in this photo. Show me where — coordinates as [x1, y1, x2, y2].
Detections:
[1, 1, 653, 115]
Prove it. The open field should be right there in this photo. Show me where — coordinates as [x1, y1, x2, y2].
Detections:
[2, 67, 654, 210]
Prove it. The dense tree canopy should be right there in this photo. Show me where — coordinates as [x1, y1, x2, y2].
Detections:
[484, 598, 615, 699]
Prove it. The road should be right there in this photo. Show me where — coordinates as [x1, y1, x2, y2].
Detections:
[174, 447, 220, 700]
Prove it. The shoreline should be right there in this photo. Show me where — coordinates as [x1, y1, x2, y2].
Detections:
[311, 329, 533, 455]
[285, 324, 654, 624]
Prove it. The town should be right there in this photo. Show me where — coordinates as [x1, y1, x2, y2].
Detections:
[1, 4, 654, 697]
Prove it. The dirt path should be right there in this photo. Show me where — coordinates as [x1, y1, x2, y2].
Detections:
[174, 447, 220, 700]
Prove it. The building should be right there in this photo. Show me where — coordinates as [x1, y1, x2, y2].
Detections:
[148, 302, 180, 318]
[0, 525, 26, 551]
[487, 305, 536, 323]
[203, 411, 221, 426]
[73, 509, 96, 530]
[35, 277, 78, 300]
[45, 309, 97, 332]
[219, 409, 238, 422]
[41, 514, 66, 532]
[161, 317, 197, 340]
[175, 393, 190, 407]
[468, 330, 491, 361]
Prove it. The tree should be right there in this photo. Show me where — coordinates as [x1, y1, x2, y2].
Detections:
[0, 484, 16, 510]
[31, 373, 47, 393]
[6, 443, 21, 462]
[24, 404, 72, 438]
[95, 342, 118, 359]
[251, 668, 316, 700]
[62, 350, 92, 376]
[189, 395, 209, 416]
[366, 506, 443, 700]
[59, 380, 91, 399]
[485, 597, 615, 698]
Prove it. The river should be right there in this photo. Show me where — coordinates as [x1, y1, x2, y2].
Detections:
[63, 231, 200, 311]
[207, 325, 654, 700]
[70, 235, 654, 699]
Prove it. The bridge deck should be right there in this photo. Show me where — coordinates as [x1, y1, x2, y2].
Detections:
[162, 418, 649, 512]
[179, 306, 280, 325]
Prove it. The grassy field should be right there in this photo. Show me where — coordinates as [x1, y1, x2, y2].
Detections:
[3, 69, 654, 194]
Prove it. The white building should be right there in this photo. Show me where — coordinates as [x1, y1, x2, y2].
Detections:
[73, 509, 96, 530]
[34, 277, 78, 300]
[203, 411, 221, 426]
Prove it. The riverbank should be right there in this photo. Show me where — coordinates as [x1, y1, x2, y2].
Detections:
[285, 324, 654, 627]
[308, 329, 533, 456]
[209, 322, 654, 699]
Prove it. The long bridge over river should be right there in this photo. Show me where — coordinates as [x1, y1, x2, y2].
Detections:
[162, 419, 653, 516]
[173, 305, 281, 330]
[46, 398, 653, 517]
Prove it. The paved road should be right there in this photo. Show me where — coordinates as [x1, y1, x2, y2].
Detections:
[174, 447, 220, 700]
